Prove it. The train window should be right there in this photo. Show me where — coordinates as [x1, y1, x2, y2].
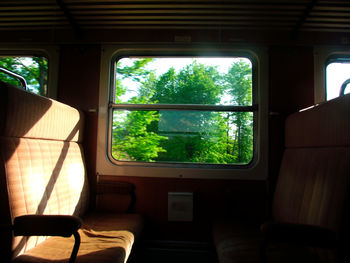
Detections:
[110, 57, 256, 166]
[0, 56, 48, 96]
[326, 58, 350, 100]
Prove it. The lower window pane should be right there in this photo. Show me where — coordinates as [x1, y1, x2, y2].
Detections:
[111, 109, 253, 165]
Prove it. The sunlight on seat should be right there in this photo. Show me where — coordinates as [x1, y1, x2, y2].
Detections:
[21, 100, 83, 142]
[67, 163, 85, 189]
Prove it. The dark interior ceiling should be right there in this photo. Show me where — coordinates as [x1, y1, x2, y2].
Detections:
[1, 0, 350, 42]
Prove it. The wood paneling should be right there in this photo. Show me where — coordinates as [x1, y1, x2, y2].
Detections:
[99, 175, 267, 241]
[57, 45, 101, 208]
[268, 46, 315, 200]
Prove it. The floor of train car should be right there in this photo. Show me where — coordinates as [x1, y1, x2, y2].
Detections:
[129, 240, 218, 263]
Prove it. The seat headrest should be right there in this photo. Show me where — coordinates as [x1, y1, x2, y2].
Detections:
[0, 81, 84, 142]
[285, 94, 350, 148]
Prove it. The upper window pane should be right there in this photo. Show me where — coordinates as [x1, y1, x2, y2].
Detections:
[115, 57, 252, 106]
[0, 56, 48, 96]
[326, 60, 350, 100]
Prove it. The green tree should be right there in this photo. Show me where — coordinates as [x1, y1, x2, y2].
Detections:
[112, 58, 167, 162]
[116, 58, 153, 82]
[112, 58, 254, 165]
[0, 56, 48, 95]
[112, 109, 167, 162]
[225, 60, 253, 163]
[115, 58, 153, 103]
[149, 62, 230, 163]
[151, 62, 222, 104]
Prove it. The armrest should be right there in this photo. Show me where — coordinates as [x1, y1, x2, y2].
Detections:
[14, 215, 82, 263]
[261, 221, 339, 249]
[14, 215, 82, 238]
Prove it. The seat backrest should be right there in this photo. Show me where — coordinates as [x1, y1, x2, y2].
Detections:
[272, 94, 350, 232]
[0, 82, 90, 258]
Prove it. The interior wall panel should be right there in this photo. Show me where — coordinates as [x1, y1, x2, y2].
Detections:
[58, 45, 101, 208]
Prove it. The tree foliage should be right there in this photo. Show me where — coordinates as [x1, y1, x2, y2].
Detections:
[112, 59, 167, 161]
[112, 108, 167, 162]
[0, 56, 48, 95]
[112, 58, 254, 165]
[151, 62, 222, 104]
[225, 60, 253, 163]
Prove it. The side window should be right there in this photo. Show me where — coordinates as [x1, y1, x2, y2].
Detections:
[109, 56, 256, 166]
[0, 56, 48, 96]
[326, 57, 350, 101]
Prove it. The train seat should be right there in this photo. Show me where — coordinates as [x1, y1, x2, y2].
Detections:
[0, 81, 143, 263]
[212, 94, 350, 263]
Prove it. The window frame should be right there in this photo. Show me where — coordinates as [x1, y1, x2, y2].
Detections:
[314, 46, 350, 103]
[0, 46, 59, 98]
[108, 53, 258, 168]
[97, 46, 268, 180]
[325, 55, 350, 100]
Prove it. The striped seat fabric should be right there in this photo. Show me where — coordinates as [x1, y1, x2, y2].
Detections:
[0, 82, 143, 263]
[212, 94, 350, 263]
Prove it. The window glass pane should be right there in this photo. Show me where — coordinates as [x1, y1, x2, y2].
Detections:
[326, 61, 350, 100]
[0, 56, 48, 95]
[344, 83, 350, 95]
[111, 109, 253, 165]
[115, 57, 252, 106]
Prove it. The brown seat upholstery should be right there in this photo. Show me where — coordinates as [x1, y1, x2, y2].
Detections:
[0, 82, 143, 263]
[212, 94, 350, 263]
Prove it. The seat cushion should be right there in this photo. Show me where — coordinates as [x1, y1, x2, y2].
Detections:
[0, 137, 90, 257]
[82, 212, 144, 241]
[212, 219, 323, 263]
[213, 219, 262, 263]
[12, 213, 144, 263]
